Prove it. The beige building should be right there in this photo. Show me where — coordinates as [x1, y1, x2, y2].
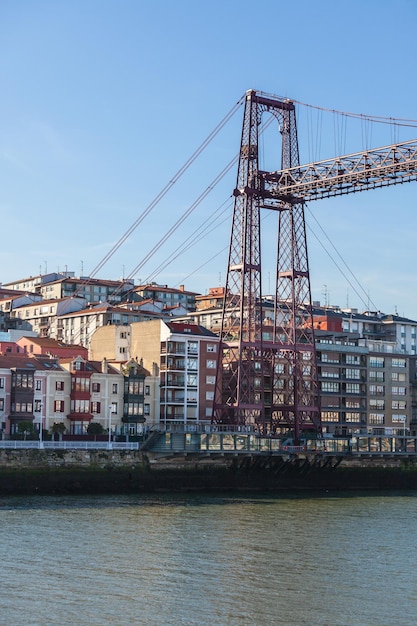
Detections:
[90, 319, 219, 428]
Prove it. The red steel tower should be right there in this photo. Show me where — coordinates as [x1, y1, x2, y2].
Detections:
[213, 90, 321, 442]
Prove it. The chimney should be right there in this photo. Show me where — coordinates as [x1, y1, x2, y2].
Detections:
[102, 357, 108, 373]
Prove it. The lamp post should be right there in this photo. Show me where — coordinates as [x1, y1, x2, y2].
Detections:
[108, 405, 113, 449]
[39, 402, 43, 449]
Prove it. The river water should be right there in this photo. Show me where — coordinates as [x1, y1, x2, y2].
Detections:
[1, 492, 416, 626]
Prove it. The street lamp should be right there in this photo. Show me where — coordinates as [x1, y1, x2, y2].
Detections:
[39, 402, 43, 449]
[108, 405, 113, 449]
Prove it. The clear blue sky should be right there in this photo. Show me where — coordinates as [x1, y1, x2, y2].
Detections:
[1, 0, 417, 317]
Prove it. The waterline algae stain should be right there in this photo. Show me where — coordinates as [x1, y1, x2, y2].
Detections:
[1, 449, 417, 495]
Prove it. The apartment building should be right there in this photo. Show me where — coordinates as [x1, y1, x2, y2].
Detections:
[129, 283, 199, 311]
[57, 356, 124, 436]
[40, 276, 134, 304]
[0, 351, 158, 439]
[317, 333, 414, 436]
[2, 272, 74, 293]
[113, 358, 151, 435]
[8, 297, 86, 338]
[16, 336, 88, 360]
[89, 319, 219, 428]
[0, 354, 66, 437]
[57, 303, 144, 348]
[3, 272, 134, 304]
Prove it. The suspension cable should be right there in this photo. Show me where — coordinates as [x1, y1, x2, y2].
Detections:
[86, 94, 246, 280]
[144, 198, 232, 284]
[305, 206, 379, 311]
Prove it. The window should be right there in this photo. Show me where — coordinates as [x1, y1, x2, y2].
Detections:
[391, 372, 406, 382]
[187, 374, 197, 386]
[34, 400, 42, 412]
[392, 358, 406, 368]
[54, 400, 65, 412]
[369, 371, 384, 382]
[321, 368, 339, 379]
[72, 399, 90, 413]
[392, 414, 407, 423]
[206, 391, 214, 401]
[35, 380, 42, 391]
[145, 385, 150, 396]
[345, 368, 361, 380]
[320, 353, 339, 364]
[206, 375, 215, 385]
[321, 411, 339, 422]
[112, 383, 118, 394]
[12, 402, 33, 413]
[369, 384, 384, 395]
[345, 412, 361, 422]
[392, 400, 406, 410]
[144, 404, 150, 415]
[92, 382, 100, 393]
[56, 381, 64, 391]
[91, 401, 101, 414]
[0, 378, 4, 389]
[12, 373, 34, 389]
[345, 383, 360, 394]
[72, 421, 87, 435]
[345, 400, 360, 408]
[127, 380, 144, 395]
[206, 360, 216, 369]
[369, 413, 384, 424]
[73, 377, 90, 392]
[207, 344, 216, 353]
[346, 355, 361, 365]
[0, 398, 3, 411]
[370, 399, 385, 410]
[369, 357, 384, 368]
[392, 387, 406, 396]
[321, 382, 340, 393]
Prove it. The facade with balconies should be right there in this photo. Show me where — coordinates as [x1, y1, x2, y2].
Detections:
[88, 319, 219, 429]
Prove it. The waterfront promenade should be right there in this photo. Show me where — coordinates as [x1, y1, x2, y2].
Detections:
[1, 429, 417, 458]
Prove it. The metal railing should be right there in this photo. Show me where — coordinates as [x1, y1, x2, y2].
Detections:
[0, 441, 140, 450]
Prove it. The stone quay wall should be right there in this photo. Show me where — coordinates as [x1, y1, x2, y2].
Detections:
[1, 450, 417, 495]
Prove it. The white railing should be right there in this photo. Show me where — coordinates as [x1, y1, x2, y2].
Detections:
[0, 441, 140, 450]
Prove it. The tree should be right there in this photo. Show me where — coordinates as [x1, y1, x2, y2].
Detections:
[16, 421, 37, 440]
[52, 422, 66, 441]
[87, 422, 105, 439]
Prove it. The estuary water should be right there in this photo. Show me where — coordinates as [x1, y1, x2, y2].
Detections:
[1, 492, 417, 626]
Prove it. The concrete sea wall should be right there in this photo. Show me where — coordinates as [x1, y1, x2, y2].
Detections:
[1, 450, 417, 495]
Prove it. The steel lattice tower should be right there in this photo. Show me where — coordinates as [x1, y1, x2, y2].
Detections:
[213, 90, 321, 441]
